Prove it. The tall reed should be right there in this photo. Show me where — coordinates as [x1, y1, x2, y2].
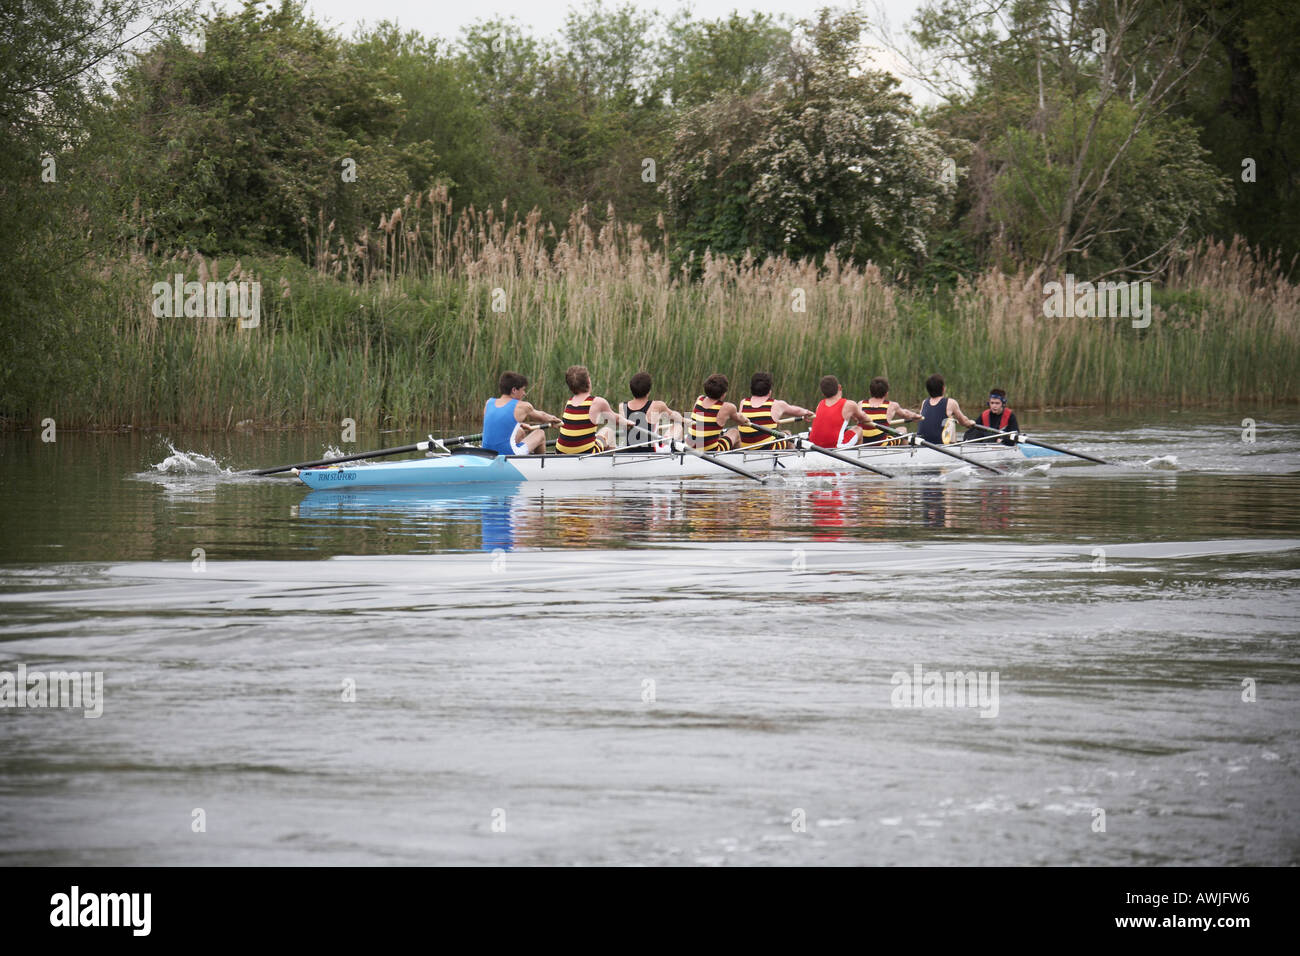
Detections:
[12, 201, 1298, 429]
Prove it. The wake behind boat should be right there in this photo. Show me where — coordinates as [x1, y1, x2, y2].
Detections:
[294, 438, 1068, 489]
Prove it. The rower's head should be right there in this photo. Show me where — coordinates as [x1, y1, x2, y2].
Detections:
[925, 374, 945, 397]
[498, 371, 529, 398]
[819, 375, 841, 399]
[565, 365, 591, 395]
[750, 372, 773, 398]
[988, 388, 1007, 413]
[703, 373, 729, 400]
[630, 371, 652, 399]
[869, 377, 889, 399]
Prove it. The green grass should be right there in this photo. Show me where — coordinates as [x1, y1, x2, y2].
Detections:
[7, 227, 1298, 430]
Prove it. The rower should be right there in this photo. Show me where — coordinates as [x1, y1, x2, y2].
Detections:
[917, 373, 976, 445]
[687, 373, 751, 451]
[808, 375, 871, 448]
[860, 376, 921, 445]
[555, 365, 628, 454]
[738, 372, 813, 450]
[482, 371, 561, 455]
[964, 388, 1020, 444]
[620, 371, 684, 450]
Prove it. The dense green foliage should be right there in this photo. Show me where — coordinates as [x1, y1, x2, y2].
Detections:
[1, 0, 1297, 428]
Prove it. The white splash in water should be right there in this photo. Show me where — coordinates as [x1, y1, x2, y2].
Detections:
[152, 441, 233, 476]
[1143, 454, 1179, 470]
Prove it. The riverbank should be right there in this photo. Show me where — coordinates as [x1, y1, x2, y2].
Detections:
[6, 228, 1296, 431]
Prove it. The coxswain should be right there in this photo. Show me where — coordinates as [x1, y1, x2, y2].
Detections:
[964, 388, 1020, 444]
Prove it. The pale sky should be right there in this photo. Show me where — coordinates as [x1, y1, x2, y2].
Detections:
[285, 0, 925, 43]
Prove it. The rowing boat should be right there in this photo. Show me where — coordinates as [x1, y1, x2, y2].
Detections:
[295, 438, 1069, 489]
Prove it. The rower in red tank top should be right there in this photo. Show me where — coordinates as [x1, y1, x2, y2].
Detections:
[808, 375, 871, 448]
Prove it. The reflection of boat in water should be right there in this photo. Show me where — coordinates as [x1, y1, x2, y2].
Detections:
[295, 485, 525, 551]
[294, 478, 1033, 550]
[296, 440, 1067, 490]
[293, 482, 694, 551]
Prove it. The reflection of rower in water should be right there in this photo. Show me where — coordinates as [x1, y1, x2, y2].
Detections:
[964, 389, 1021, 445]
[479, 491, 517, 552]
[737, 372, 814, 450]
[917, 373, 976, 445]
[859, 377, 921, 445]
[482, 371, 561, 455]
[619, 371, 684, 450]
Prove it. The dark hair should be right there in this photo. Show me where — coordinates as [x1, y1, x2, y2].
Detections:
[925, 374, 945, 397]
[565, 365, 591, 394]
[989, 388, 1007, 402]
[703, 373, 729, 400]
[498, 371, 528, 394]
[819, 375, 840, 398]
[629, 371, 652, 398]
[750, 371, 773, 397]
[868, 376, 889, 399]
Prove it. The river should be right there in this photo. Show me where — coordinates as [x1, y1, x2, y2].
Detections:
[1, 407, 1297, 864]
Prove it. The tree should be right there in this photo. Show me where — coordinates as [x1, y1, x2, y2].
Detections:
[1172, 0, 1299, 267]
[662, 8, 953, 265]
[656, 10, 792, 108]
[911, 0, 1231, 279]
[0, 0, 192, 421]
[100, 0, 436, 254]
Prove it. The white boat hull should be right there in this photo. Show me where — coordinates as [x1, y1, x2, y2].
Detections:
[296, 440, 1066, 489]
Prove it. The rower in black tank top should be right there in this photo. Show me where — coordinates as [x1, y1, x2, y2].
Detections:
[622, 398, 654, 450]
[918, 397, 949, 443]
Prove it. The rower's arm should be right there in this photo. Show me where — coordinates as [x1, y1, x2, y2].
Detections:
[774, 400, 814, 422]
[947, 399, 975, 428]
[517, 401, 561, 426]
[891, 402, 922, 422]
[845, 400, 870, 424]
[721, 403, 750, 427]
[592, 397, 630, 428]
[652, 400, 685, 424]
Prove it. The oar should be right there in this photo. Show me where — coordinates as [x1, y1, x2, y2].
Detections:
[745, 422, 894, 478]
[627, 422, 768, 483]
[869, 421, 1004, 475]
[251, 433, 482, 476]
[967, 423, 1110, 464]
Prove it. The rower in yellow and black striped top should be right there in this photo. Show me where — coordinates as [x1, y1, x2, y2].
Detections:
[687, 373, 751, 452]
[555, 365, 627, 454]
[859, 376, 922, 444]
[737, 371, 815, 449]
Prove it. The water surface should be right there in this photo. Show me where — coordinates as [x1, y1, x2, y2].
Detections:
[1, 408, 1297, 864]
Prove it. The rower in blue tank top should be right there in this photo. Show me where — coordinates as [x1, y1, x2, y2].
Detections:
[916, 373, 977, 444]
[481, 372, 561, 455]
